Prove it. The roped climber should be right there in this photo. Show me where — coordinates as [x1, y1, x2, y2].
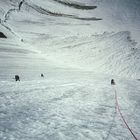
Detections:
[15, 75, 20, 81]
[111, 79, 115, 85]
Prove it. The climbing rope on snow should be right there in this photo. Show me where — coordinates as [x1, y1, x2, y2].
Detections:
[112, 82, 138, 140]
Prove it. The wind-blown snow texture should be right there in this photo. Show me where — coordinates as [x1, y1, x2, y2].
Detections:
[0, 0, 140, 140]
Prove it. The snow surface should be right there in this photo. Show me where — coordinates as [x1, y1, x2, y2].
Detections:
[0, 72, 140, 140]
[0, 0, 140, 139]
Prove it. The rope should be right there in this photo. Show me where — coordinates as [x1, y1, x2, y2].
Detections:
[112, 86, 138, 140]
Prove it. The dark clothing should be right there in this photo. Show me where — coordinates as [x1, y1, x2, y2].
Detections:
[41, 74, 44, 77]
[15, 75, 20, 81]
[111, 79, 115, 85]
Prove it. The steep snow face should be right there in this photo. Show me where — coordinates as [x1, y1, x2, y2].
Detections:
[0, 0, 140, 78]
[92, 0, 140, 42]
[0, 1, 140, 140]
[38, 31, 140, 78]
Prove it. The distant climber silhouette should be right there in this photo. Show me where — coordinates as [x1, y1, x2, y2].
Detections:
[15, 75, 20, 81]
[41, 73, 44, 77]
[111, 79, 115, 85]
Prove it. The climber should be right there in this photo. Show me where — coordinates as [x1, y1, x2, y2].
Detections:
[41, 73, 44, 77]
[15, 75, 20, 81]
[111, 79, 115, 85]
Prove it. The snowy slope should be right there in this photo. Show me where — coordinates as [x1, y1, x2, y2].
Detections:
[0, 72, 140, 140]
[0, 0, 139, 78]
[0, 0, 140, 140]
[36, 31, 140, 78]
